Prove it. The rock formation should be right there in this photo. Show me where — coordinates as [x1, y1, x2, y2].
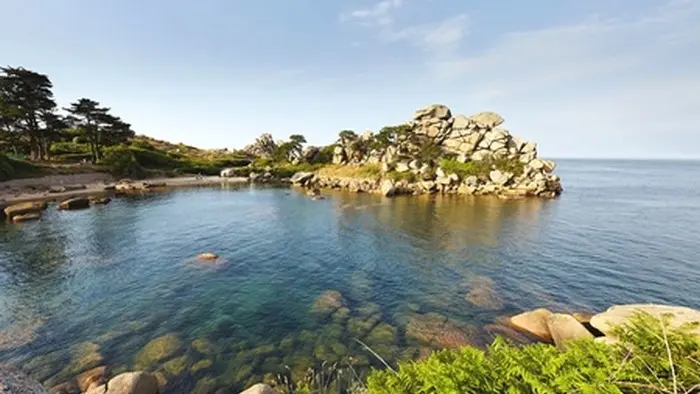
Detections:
[299, 104, 561, 198]
[243, 133, 277, 159]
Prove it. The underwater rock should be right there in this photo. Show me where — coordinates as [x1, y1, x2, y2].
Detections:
[364, 323, 398, 345]
[133, 334, 183, 369]
[310, 290, 347, 316]
[163, 355, 189, 376]
[191, 338, 216, 356]
[465, 275, 504, 310]
[347, 314, 381, 338]
[331, 307, 351, 324]
[89, 196, 111, 205]
[405, 313, 474, 348]
[0, 318, 46, 351]
[355, 303, 381, 318]
[279, 335, 296, 352]
[509, 308, 554, 341]
[190, 376, 217, 394]
[48, 381, 77, 394]
[313, 343, 340, 363]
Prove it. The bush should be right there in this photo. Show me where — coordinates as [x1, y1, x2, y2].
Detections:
[0, 153, 42, 180]
[440, 157, 525, 179]
[386, 171, 416, 183]
[129, 147, 180, 169]
[0, 153, 15, 181]
[310, 145, 336, 164]
[129, 139, 155, 151]
[102, 146, 145, 179]
[367, 313, 700, 394]
[49, 141, 90, 155]
[53, 153, 94, 163]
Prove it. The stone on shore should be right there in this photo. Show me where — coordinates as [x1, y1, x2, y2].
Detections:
[58, 197, 90, 210]
[77, 366, 106, 392]
[290, 172, 314, 185]
[238, 383, 276, 394]
[546, 313, 594, 349]
[85, 371, 159, 394]
[0, 365, 49, 394]
[89, 196, 111, 205]
[509, 308, 554, 341]
[4, 201, 47, 220]
[13, 212, 42, 222]
[590, 304, 700, 338]
[380, 179, 396, 197]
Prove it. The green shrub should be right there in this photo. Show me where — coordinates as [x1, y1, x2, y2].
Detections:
[367, 313, 700, 394]
[49, 141, 90, 155]
[129, 139, 156, 151]
[440, 157, 524, 179]
[53, 153, 93, 163]
[102, 146, 145, 179]
[386, 171, 416, 183]
[0, 153, 15, 181]
[129, 147, 180, 169]
[310, 145, 336, 164]
[0, 153, 42, 180]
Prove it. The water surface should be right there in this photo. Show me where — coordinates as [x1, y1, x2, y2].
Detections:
[1, 160, 699, 392]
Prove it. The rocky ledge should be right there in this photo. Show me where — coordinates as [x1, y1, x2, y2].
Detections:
[294, 104, 561, 199]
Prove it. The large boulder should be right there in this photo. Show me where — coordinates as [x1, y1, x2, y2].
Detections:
[413, 104, 451, 121]
[0, 365, 49, 394]
[85, 372, 158, 394]
[238, 384, 276, 394]
[77, 366, 106, 392]
[509, 308, 554, 341]
[4, 201, 47, 220]
[546, 314, 593, 349]
[469, 111, 504, 129]
[380, 179, 396, 197]
[590, 304, 700, 338]
[133, 335, 183, 369]
[220, 168, 237, 177]
[58, 197, 90, 210]
[12, 213, 42, 223]
[290, 172, 314, 185]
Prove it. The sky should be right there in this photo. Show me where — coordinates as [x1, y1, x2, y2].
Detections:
[1, 0, 699, 159]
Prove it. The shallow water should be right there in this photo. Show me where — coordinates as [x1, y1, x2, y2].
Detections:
[1, 160, 699, 392]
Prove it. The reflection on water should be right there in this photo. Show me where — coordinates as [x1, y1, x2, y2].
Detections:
[1, 160, 700, 393]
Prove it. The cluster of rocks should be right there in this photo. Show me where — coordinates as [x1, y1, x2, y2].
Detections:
[2, 196, 111, 223]
[242, 133, 277, 159]
[320, 104, 561, 198]
[509, 304, 700, 349]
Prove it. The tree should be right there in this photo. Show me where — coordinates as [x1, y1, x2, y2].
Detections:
[0, 66, 60, 160]
[65, 98, 134, 163]
[288, 134, 307, 159]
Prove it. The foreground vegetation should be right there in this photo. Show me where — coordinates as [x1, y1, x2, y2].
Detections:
[278, 313, 700, 394]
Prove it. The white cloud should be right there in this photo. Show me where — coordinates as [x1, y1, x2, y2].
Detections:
[340, 0, 404, 26]
[386, 14, 468, 55]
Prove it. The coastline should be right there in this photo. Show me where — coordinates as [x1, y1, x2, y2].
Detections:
[0, 174, 249, 207]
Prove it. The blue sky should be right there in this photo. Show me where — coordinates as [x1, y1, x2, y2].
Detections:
[1, 0, 698, 158]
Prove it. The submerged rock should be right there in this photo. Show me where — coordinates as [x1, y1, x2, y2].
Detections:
[163, 355, 189, 376]
[191, 338, 216, 355]
[311, 290, 347, 316]
[405, 312, 474, 348]
[465, 276, 503, 310]
[197, 253, 219, 261]
[191, 359, 213, 374]
[509, 308, 554, 341]
[89, 196, 112, 205]
[0, 318, 46, 351]
[77, 366, 106, 392]
[134, 334, 183, 369]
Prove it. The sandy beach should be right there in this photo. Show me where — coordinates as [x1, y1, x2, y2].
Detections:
[0, 173, 249, 207]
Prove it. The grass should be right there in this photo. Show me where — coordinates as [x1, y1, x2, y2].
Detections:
[385, 171, 417, 183]
[316, 164, 382, 179]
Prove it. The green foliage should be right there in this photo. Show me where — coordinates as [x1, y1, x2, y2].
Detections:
[0, 152, 42, 180]
[130, 139, 155, 150]
[310, 145, 335, 165]
[129, 147, 180, 169]
[367, 313, 700, 394]
[339, 130, 358, 141]
[49, 141, 90, 155]
[102, 146, 145, 179]
[386, 171, 417, 183]
[439, 157, 524, 179]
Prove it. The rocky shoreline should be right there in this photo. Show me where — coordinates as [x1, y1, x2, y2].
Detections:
[2, 303, 697, 394]
[285, 104, 562, 199]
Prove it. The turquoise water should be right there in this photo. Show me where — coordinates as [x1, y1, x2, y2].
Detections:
[1, 160, 699, 393]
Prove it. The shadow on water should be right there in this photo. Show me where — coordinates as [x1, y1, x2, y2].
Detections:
[1, 161, 699, 392]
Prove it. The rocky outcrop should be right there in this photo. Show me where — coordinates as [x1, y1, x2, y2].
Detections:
[546, 314, 593, 349]
[0, 365, 49, 394]
[243, 133, 277, 159]
[4, 201, 47, 221]
[590, 304, 700, 338]
[509, 308, 554, 341]
[309, 104, 561, 198]
[58, 197, 90, 210]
